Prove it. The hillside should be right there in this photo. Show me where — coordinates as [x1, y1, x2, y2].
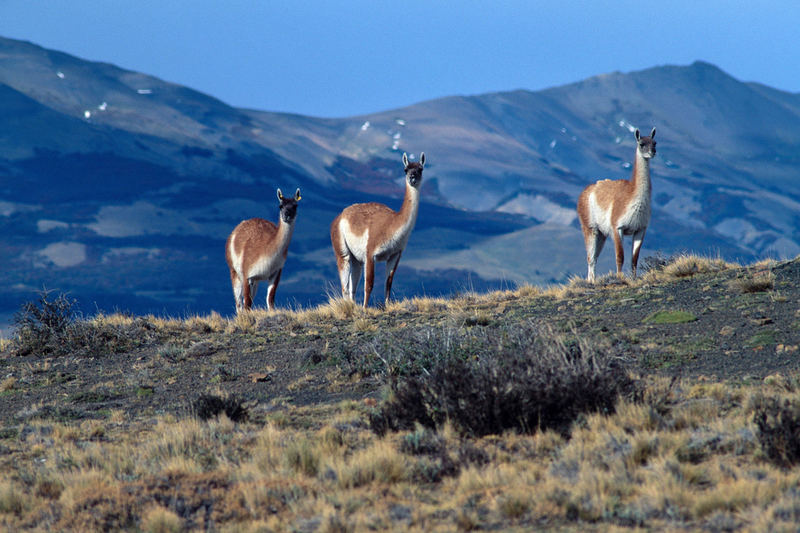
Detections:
[2, 36, 800, 327]
[0, 256, 798, 530]
[1, 255, 798, 423]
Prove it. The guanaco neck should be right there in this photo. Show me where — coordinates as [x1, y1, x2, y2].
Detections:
[275, 216, 296, 254]
[630, 147, 651, 203]
[397, 180, 421, 231]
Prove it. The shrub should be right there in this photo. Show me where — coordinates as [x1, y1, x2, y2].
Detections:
[640, 252, 672, 274]
[12, 290, 78, 356]
[192, 394, 248, 422]
[11, 290, 136, 357]
[753, 396, 800, 468]
[729, 271, 774, 293]
[369, 323, 635, 437]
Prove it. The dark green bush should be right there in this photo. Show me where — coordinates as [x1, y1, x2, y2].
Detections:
[640, 252, 674, 274]
[369, 322, 635, 437]
[193, 394, 249, 422]
[12, 290, 79, 356]
[753, 396, 800, 468]
[11, 290, 136, 357]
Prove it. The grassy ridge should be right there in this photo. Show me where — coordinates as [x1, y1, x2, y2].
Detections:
[1, 254, 799, 531]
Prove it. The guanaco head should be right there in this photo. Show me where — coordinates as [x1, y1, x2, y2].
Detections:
[402, 152, 425, 188]
[276, 188, 301, 224]
[634, 128, 657, 160]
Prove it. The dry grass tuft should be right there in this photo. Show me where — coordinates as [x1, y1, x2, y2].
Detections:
[646, 253, 736, 281]
[230, 310, 258, 332]
[391, 296, 448, 313]
[515, 283, 542, 298]
[729, 270, 774, 293]
[183, 311, 228, 332]
[350, 317, 377, 333]
[141, 505, 183, 533]
[284, 437, 320, 477]
[1, 376, 17, 392]
[333, 439, 409, 488]
[0, 337, 12, 352]
[0, 480, 29, 516]
[293, 297, 378, 322]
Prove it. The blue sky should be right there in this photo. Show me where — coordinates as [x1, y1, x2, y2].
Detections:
[1, 1, 798, 117]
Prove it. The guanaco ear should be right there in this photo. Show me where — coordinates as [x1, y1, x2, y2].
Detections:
[650, 127, 656, 139]
[402, 152, 409, 169]
[277, 188, 284, 201]
[634, 129, 641, 142]
[419, 152, 425, 167]
[294, 188, 301, 201]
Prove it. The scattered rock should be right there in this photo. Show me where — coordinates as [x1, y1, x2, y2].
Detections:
[389, 504, 413, 524]
[293, 516, 322, 533]
[185, 341, 216, 357]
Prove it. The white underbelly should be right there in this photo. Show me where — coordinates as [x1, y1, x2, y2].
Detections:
[340, 219, 369, 262]
[247, 253, 285, 281]
[588, 193, 614, 236]
[374, 232, 408, 260]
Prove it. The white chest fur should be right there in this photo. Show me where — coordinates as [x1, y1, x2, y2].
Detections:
[617, 195, 651, 233]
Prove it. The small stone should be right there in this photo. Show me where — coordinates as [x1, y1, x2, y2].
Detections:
[249, 373, 271, 383]
[185, 341, 215, 357]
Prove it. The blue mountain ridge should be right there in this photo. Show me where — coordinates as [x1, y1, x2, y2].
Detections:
[1, 37, 798, 327]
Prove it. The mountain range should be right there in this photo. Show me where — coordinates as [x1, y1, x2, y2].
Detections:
[1, 36, 798, 325]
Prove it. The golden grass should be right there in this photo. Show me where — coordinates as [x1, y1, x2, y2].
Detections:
[645, 253, 737, 281]
[2, 377, 800, 530]
[3, 256, 799, 529]
[0, 376, 16, 392]
[141, 505, 183, 533]
[393, 296, 449, 313]
[729, 269, 775, 293]
[295, 297, 370, 322]
[0, 480, 28, 516]
[332, 439, 409, 489]
[21, 253, 760, 348]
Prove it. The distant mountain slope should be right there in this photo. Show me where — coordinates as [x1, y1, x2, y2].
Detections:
[298, 61, 800, 259]
[1, 36, 797, 326]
